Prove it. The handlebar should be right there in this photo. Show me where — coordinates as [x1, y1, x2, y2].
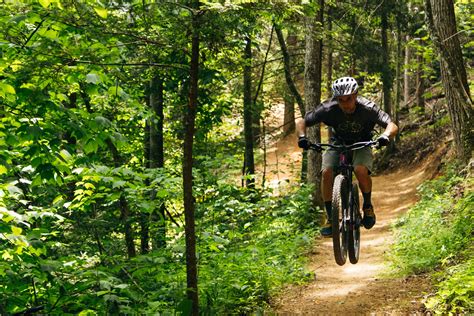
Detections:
[309, 140, 378, 151]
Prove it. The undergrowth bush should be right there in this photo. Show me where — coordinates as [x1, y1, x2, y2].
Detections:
[389, 163, 473, 314]
[196, 183, 317, 314]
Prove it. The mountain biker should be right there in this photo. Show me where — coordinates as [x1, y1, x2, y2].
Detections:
[296, 76, 398, 237]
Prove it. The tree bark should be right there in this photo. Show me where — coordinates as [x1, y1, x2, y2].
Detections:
[415, 49, 425, 113]
[243, 36, 255, 188]
[253, 26, 274, 142]
[325, 5, 334, 140]
[403, 34, 411, 108]
[381, 4, 392, 116]
[283, 32, 297, 136]
[183, 5, 200, 314]
[141, 119, 151, 254]
[106, 138, 136, 258]
[275, 25, 305, 117]
[395, 15, 402, 143]
[149, 76, 166, 250]
[425, 0, 473, 163]
[304, 0, 324, 210]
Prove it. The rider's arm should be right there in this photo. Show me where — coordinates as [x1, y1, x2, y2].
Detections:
[297, 105, 325, 137]
[382, 122, 398, 140]
[296, 118, 307, 137]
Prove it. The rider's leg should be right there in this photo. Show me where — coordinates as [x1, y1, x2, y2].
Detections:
[353, 148, 376, 229]
[322, 167, 334, 217]
[321, 149, 338, 219]
[320, 150, 338, 236]
[354, 165, 372, 207]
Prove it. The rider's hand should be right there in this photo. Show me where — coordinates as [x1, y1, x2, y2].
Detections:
[298, 136, 310, 150]
[312, 143, 323, 153]
[376, 134, 390, 148]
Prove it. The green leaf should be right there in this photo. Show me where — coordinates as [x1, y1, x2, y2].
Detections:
[94, 7, 108, 19]
[0, 83, 16, 97]
[112, 180, 126, 188]
[11, 226, 22, 236]
[86, 73, 101, 84]
[156, 189, 168, 198]
[38, 0, 51, 8]
[7, 185, 23, 196]
[0, 165, 7, 175]
[59, 149, 73, 162]
[79, 310, 98, 316]
[2, 251, 13, 261]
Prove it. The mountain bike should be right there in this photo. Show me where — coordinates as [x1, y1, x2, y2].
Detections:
[309, 140, 377, 266]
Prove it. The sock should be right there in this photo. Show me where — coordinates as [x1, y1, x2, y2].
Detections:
[362, 192, 372, 208]
[324, 201, 332, 220]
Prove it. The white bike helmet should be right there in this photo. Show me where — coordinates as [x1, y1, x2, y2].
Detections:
[331, 77, 359, 97]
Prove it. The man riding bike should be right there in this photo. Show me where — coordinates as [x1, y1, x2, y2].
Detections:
[296, 76, 398, 237]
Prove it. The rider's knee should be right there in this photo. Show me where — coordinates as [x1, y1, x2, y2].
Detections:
[322, 168, 333, 179]
[354, 165, 369, 177]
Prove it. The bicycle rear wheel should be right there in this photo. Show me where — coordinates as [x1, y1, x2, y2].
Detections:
[348, 183, 361, 264]
[331, 174, 348, 266]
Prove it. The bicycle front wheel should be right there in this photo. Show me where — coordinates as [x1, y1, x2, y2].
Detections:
[348, 183, 361, 264]
[332, 174, 348, 266]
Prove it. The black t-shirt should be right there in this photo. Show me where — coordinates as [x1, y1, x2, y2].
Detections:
[305, 96, 391, 143]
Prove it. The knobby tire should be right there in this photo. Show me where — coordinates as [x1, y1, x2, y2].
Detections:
[348, 183, 361, 264]
[332, 174, 348, 266]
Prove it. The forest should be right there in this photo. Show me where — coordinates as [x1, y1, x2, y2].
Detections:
[0, 0, 472, 315]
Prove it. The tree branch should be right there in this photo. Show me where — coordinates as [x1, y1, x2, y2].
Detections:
[21, 16, 48, 49]
[253, 25, 274, 104]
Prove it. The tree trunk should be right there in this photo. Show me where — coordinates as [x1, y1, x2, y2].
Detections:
[325, 5, 334, 140]
[381, 5, 392, 116]
[425, 0, 473, 163]
[141, 119, 151, 254]
[404, 34, 411, 108]
[283, 32, 297, 136]
[149, 76, 167, 250]
[243, 36, 255, 188]
[119, 195, 136, 258]
[106, 139, 136, 258]
[183, 5, 200, 314]
[253, 26, 274, 142]
[395, 17, 402, 143]
[275, 25, 305, 117]
[304, 0, 324, 210]
[415, 49, 425, 114]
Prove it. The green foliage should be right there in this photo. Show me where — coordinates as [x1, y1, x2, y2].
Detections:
[196, 183, 316, 313]
[426, 257, 474, 315]
[389, 164, 473, 314]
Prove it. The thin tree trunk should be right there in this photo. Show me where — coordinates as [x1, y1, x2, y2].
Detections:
[283, 32, 297, 136]
[404, 34, 411, 108]
[106, 138, 136, 258]
[395, 16, 402, 143]
[381, 5, 392, 116]
[425, 0, 473, 163]
[326, 5, 334, 140]
[149, 76, 166, 249]
[275, 25, 305, 117]
[415, 49, 425, 114]
[304, 0, 324, 210]
[183, 5, 200, 314]
[141, 119, 151, 254]
[119, 195, 136, 258]
[253, 26, 274, 142]
[243, 36, 255, 188]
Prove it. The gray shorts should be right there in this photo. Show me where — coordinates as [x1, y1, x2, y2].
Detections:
[321, 147, 373, 171]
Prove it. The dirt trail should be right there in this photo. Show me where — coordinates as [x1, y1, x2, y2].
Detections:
[263, 131, 441, 315]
